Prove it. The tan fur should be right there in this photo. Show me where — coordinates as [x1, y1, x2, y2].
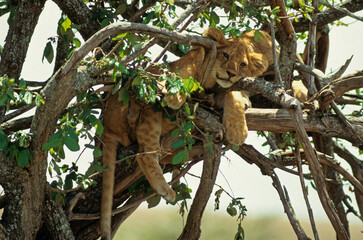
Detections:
[292, 80, 308, 102]
[100, 28, 275, 239]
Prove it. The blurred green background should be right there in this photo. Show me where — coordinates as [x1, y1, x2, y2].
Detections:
[115, 208, 362, 240]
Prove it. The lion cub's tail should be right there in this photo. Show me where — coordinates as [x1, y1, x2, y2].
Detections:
[100, 95, 131, 240]
[100, 131, 117, 240]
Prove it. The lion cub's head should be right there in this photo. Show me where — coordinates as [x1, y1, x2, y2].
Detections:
[202, 28, 274, 89]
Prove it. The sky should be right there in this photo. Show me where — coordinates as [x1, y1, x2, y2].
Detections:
[0, 0, 362, 229]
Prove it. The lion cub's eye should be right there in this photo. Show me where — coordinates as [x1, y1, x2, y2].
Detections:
[222, 52, 229, 60]
[240, 62, 247, 68]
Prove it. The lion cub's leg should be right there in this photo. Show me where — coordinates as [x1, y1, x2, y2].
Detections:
[223, 91, 250, 146]
[292, 80, 308, 103]
[135, 109, 176, 202]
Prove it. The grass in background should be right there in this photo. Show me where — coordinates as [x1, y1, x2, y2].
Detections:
[115, 209, 363, 240]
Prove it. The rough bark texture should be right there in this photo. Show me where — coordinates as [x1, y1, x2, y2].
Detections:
[52, 0, 100, 40]
[293, 0, 363, 32]
[0, 0, 46, 80]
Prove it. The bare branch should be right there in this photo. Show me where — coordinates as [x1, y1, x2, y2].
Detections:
[178, 141, 222, 240]
[309, 70, 363, 109]
[271, 172, 311, 240]
[316, 152, 363, 195]
[294, 56, 353, 85]
[293, 0, 363, 33]
[318, 0, 363, 22]
[245, 108, 363, 145]
[295, 138, 320, 240]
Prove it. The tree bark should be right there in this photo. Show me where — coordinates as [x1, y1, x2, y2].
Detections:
[0, 0, 46, 80]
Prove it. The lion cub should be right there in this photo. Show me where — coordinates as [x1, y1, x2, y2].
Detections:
[100, 28, 275, 239]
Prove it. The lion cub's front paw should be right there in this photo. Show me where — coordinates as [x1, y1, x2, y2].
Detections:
[162, 188, 176, 203]
[224, 117, 248, 146]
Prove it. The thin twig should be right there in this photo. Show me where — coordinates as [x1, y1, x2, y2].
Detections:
[330, 101, 363, 146]
[271, 170, 311, 240]
[269, 16, 282, 85]
[151, 1, 210, 64]
[306, 0, 318, 96]
[0, 104, 35, 123]
[318, 0, 363, 22]
[262, 131, 279, 151]
[342, 197, 363, 222]
[123, 0, 208, 66]
[295, 136, 320, 240]
[294, 56, 353, 85]
[68, 160, 199, 221]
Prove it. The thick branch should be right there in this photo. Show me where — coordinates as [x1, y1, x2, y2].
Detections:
[0, 0, 47, 80]
[309, 70, 363, 109]
[245, 108, 363, 146]
[178, 141, 222, 240]
[52, 0, 100, 40]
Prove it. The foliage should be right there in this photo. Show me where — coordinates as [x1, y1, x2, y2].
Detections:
[0, 0, 362, 239]
[0, 76, 45, 168]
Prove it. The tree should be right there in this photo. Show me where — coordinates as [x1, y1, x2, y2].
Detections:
[0, 0, 362, 239]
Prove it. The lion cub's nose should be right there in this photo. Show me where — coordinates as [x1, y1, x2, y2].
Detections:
[226, 70, 236, 78]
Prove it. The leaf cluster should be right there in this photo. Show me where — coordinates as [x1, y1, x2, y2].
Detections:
[43, 91, 104, 198]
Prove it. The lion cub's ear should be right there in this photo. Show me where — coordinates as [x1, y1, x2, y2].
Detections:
[203, 27, 228, 47]
[248, 52, 269, 77]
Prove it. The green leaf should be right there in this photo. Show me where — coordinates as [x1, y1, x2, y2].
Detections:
[61, 17, 72, 32]
[93, 148, 103, 158]
[171, 139, 185, 150]
[168, 79, 182, 95]
[178, 44, 189, 54]
[227, 205, 237, 216]
[210, 11, 220, 27]
[0, 134, 8, 150]
[65, 126, 78, 141]
[62, 135, 80, 152]
[172, 150, 188, 165]
[136, 84, 146, 99]
[73, 37, 81, 48]
[42, 133, 62, 150]
[23, 91, 33, 104]
[42, 41, 54, 64]
[118, 87, 129, 105]
[112, 32, 128, 41]
[254, 30, 261, 43]
[18, 149, 30, 168]
[35, 94, 45, 107]
[0, 94, 7, 106]
[147, 194, 161, 208]
[95, 120, 104, 135]
[118, 62, 129, 74]
[64, 175, 73, 190]
[171, 128, 181, 138]
[182, 122, 194, 133]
